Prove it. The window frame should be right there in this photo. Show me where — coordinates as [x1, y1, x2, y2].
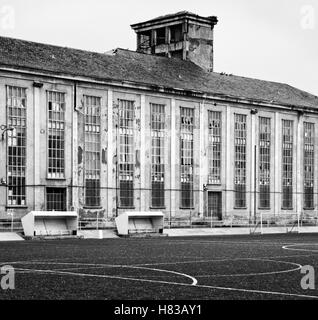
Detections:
[303, 122, 315, 210]
[118, 99, 135, 209]
[84, 95, 102, 208]
[208, 110, 222, 185]
[258, 117, 271, 210]
[150, 103, 166, 209]
[46, 90, 66, 180]
[234, 113, 247, 209]
[6, 85, 28, 207]
[281, 119, 294, 210]
[46, 187, 67, 211]
[180, 106, 194, 209]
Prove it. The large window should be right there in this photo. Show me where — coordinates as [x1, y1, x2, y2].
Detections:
[151, 103, 165, 208]
[282, 120, 294, 209]
[208, 111, 221, 185]
[234, 114, 247, 208]
[47, 91, 65, 179]
[180, 107, 194, 208]
[259, 117, 271, 209]
[118, 99, 134, 208]
[304, 122, 315, 209]
[84, 96, 101, 207]
[6, 86, 27, 206]
[46, 188, 66, 211]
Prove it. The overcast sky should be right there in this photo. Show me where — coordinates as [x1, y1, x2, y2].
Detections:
[0, 0, 317, 96]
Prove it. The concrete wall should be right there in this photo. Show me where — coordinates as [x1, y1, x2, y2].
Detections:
[136, 21, 215, 72]
[187, 23, 214, 72]
[0, 74, 74, 218]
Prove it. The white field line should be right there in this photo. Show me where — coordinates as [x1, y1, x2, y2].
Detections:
[14, 263, 198, 286]
[282, 244, 318, 253]
[2, 253, 310, 269]
[13, 265, 318, 300]
[30, 258, 302, 279]
[132, 253, 313, 267]
[194, 259, 302, 278]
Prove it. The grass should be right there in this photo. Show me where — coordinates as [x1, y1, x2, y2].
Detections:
[1, 233, 318, 300]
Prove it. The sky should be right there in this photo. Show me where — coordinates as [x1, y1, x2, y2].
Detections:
[0, 0, 317, 96]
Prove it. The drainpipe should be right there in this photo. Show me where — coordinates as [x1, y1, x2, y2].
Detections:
[115, 120, 119, 217]
[71, 82, 77, 211]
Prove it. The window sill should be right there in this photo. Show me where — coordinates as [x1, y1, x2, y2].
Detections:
[258, 208, 271, 211]
[303, 208, 315, 211]
[46, 178, 66, 181]
[118, 207, 135, 210]
[234, 207, 247, 210]
[179, 207, 195, 210]
[281, 208, 294, 211]
[83, 206, 103, 210]
[150, 207, 166, 210]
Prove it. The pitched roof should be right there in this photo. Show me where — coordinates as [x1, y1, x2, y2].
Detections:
[0, 35, 317, 109]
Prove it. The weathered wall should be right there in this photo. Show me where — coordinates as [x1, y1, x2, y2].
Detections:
[187, 23, 214, 72]
[0, 74, 73, 219]
[0, 71, 318, 225]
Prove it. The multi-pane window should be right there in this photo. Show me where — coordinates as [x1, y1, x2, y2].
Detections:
[180, 107, 194, 208]
[47, 91, 65, 179]
[84, 96, 101, 207]
[282, 120, 294, 209]
[234, 114, 247, 208]
[151, 103, 165, 208]
[118, 99, 134, 208]
[46, 188, 67, 211]
[208, 111, 221, 185]
[6, 86, 27, 206]
[259, 117, 271, 209]
[304, 122, 315, 209]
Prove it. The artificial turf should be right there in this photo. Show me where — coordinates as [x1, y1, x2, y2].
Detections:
[0, 233, 318, 300]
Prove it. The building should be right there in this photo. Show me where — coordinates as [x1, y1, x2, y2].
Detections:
[0, 11, 317, 227]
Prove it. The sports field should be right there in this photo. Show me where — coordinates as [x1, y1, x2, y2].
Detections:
[1, 233, 318, 300]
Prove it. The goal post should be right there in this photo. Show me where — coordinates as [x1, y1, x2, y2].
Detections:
[258, 212, 301, 234]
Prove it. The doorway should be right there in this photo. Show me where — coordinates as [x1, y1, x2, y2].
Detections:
[207, 192, 222, 221]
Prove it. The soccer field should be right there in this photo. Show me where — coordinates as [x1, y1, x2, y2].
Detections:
[1, 234, 318, 300]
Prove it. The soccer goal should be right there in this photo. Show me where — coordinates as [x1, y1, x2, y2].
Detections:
[257, 213, 301, 234]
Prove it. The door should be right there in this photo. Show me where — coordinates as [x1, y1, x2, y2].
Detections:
[208, 192, 222, 221]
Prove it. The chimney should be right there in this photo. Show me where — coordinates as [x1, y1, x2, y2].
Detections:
[131, 11, 218, 72]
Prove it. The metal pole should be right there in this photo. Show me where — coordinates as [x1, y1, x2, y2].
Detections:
[254, 145, 257, 225]
[260, 212, 263, 234]
[115, 119, 119, 217]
